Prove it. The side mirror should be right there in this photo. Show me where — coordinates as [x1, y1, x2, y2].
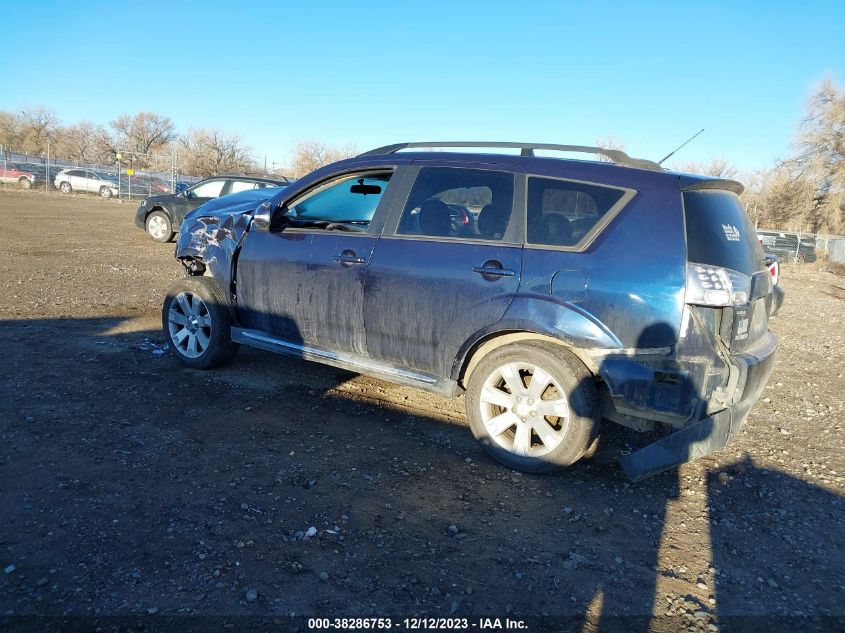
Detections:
[252, 201, 273, 231]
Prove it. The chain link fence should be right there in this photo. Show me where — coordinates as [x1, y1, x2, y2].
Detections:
[757, 228, 845, 265]
[0, 146, 202, 200]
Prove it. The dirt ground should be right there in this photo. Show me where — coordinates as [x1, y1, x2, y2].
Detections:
[0, 191, 843, 632]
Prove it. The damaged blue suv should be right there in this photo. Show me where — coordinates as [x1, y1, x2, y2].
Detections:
[163, 142, 781, 480]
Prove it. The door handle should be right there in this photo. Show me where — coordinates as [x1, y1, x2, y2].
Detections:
[472, 265, 515, 277]
[334, 254, 366, 265]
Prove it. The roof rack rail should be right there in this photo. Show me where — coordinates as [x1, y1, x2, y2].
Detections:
[359, 141, 663, 172]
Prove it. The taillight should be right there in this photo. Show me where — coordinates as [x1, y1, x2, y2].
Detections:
[768, 260, 779, 285]
[685, 264, 751, 307]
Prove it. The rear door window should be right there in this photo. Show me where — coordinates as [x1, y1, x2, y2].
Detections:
[683, 189, 765, 275]
[397, 167, 515, 241]
[229, 180, 260, 194]
[189, 179, 226, 199]
[527, 177, 628, 248]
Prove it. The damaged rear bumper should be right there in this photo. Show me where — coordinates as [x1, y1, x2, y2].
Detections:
[619, 332, 777, 481]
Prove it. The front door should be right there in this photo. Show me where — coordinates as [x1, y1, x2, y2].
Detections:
[364, 164, 523, 377]
[236, 169, 397, 355]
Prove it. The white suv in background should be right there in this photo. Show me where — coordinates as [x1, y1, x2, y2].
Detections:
[54, 169, 119, 198]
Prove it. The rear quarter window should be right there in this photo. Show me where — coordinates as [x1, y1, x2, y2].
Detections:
[527, 177, 629, 248]
[683, 189, 764, 275]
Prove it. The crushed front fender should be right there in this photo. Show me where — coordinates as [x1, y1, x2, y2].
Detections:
[176, 210, 253, 299]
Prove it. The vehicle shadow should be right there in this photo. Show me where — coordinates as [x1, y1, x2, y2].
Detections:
[0, 316, 841, 632]
[707, 456, 845, 631]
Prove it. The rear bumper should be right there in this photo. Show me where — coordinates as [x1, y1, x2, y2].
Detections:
[619, 332, 777, 481]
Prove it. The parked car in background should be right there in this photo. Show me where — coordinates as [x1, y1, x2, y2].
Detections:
[764, 254, 784, 316]
[150, 178, 171, 194]
[757, 229, 817, 263]
[764, 254, 779, 286]
[162, 141, 780, 482]
[0, 163, 36, 189]
[135, 174, 291, 242]
[54, 169, 119, 198]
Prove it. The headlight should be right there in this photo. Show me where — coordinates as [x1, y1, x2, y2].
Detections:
[139, 199, 147, 207]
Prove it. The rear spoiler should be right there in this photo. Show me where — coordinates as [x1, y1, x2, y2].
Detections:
[680, 177, 744, 196]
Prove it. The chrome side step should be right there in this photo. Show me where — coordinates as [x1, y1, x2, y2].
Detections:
[231, 327, 455, 395]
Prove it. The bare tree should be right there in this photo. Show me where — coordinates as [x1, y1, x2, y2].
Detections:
[793, 78, 845, 188]
[788, 77, 845, 233]
[54, 121, 110, 163]
[19, 107, 60, 155]
[752, 167, 819, 230]
[290, 139, 357, 177]
[671, 158, 739, 179]
[594, 137, 626, 162]
[0, 111, 24, 150]
[179, 128, 256, 177]
[108, 112, 176, 165]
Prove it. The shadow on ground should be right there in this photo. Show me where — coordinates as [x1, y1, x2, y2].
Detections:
[0, 317, 842, 632]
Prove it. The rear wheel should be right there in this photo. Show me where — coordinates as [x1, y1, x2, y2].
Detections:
[162, 276, 239, 370]
[59, 181, 71, 194]
[466, 341, 599, 473]
[146, 211, 174, 242]
[18, 177, 31, 190]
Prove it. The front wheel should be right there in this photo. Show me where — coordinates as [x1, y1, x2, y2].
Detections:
[162, 276, 239, 369]
[466, 341, 599, 474]
[59, 181, 72, 194]
[19, 177, 31, 190]
[99, 186, 113, 199]
[146, 211, 174, 242]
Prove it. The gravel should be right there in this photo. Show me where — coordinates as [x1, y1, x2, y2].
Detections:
[0, 192, 842, 624]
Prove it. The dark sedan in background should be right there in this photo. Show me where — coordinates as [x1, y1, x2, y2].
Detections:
[135, 174, 290, 242]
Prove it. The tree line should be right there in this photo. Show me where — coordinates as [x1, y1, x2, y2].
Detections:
[3, 78, 841, 233]
[0, 109, 253, 177]
[0, 109, 358, 180]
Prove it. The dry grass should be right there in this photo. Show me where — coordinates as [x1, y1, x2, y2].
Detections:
[826, 261, 845, 276]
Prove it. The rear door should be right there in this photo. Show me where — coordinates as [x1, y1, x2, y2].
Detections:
[364, 163, 524, 377]
[70, 170, 88, 192]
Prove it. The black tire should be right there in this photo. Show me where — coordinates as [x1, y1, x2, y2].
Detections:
[59, 181, 72, 194]
[99, 186, 113, 199]
[146, 210, 174, 242]
[466, 341, 599, 474]
[18, 177, 31, 190]
[162, 276, 239, 370]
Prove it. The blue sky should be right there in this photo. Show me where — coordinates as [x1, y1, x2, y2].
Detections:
[2, 0, 843, 172]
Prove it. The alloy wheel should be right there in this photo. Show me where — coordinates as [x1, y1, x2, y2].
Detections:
[147, 215, 168, 240]
[478, 361, 570, 457]
[167, 291, 211, 358]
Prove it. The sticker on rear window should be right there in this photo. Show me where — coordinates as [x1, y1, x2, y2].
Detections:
[722, 224, 741, 241]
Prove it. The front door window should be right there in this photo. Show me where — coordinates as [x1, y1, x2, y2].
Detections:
[280, 172, 391, 233]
